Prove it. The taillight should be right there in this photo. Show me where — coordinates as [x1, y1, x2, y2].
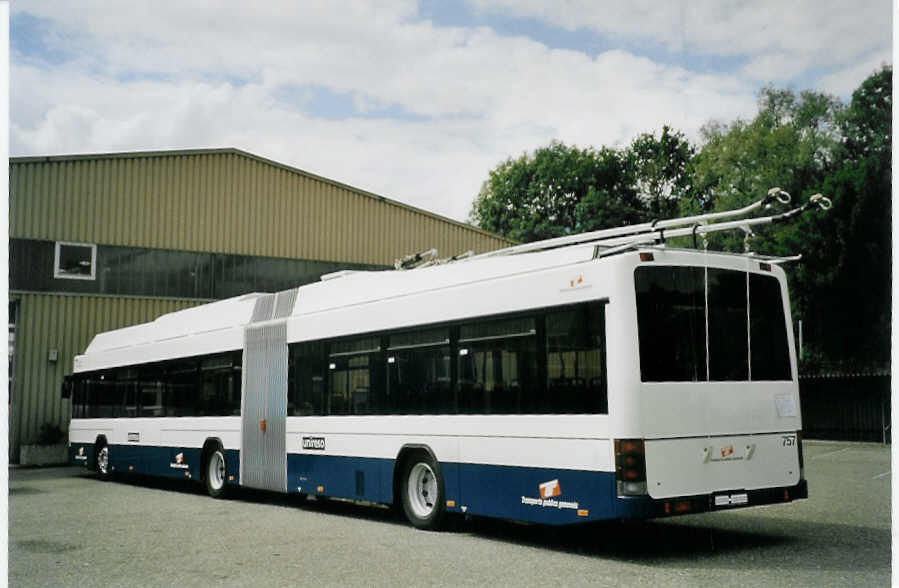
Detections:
[615, 438, 647, 496]
[664, 500, 693, 515]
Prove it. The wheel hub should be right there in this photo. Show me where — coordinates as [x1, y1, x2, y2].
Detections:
[407, 462, 438, 518]
[209, 452, 225, 490]
[97, 447, 109, 474]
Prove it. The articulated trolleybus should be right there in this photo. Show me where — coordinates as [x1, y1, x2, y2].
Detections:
[67, 189, 829, 529]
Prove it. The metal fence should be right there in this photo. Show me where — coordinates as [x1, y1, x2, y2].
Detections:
[800, 374, 891, 443]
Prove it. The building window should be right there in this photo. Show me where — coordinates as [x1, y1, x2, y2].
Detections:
[54, 242, 96, 280]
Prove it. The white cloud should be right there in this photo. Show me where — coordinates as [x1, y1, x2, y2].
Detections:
[12, 59, 754, 222]
[817, 51, 893, 96]
[12, 1, 838, 222]
[740, 53, 812, 83]
[468, 0, 892, 83]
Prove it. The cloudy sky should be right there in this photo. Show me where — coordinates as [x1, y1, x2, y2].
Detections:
[11, 1, 892, 222]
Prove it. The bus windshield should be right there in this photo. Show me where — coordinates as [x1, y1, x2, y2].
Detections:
[635, 266, 791, 382]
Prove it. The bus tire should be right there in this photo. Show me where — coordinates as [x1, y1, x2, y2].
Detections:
[400, 452, 446, 530]
[95, 441, 111, 481]
[204, 448, 229, 499]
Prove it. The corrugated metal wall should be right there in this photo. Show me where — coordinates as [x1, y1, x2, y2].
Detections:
[9, 293, 202, 458]
[10, 150, 512, 264]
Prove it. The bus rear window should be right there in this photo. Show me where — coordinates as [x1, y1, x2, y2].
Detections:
[635, 266, 791, 382]
[749, 273, 791, 380]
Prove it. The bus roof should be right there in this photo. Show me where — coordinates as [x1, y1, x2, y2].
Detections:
[78, 245, 783, 365]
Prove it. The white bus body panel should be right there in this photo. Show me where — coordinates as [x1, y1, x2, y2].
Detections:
[285, 248, 601, 347]
[286, 415, 614, 472]
[645, 432, 800, 499]
[69, 417, 241, 450]
[612, 250, 803, 499]
[639, 381, 801, 438]
[639, 381, 802, 498]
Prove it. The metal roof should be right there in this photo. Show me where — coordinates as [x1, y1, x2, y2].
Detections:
[10, 147, 510, 243]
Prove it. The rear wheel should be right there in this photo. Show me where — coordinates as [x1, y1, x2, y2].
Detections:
[401, 453, 446, 530]
[205, 448, 229, 499]
[95, 443, 111, 480]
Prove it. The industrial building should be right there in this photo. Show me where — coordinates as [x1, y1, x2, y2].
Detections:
[8, 148, 512, 462]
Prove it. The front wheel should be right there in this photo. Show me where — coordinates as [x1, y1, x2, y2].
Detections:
[205, 449, 229, 499]
[401, 453, 446, 530]
[95, 444, 111, 480]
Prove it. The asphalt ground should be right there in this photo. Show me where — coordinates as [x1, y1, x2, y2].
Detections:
[8, 440, 891, 587]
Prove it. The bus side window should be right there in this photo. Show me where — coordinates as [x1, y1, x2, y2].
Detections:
[230, 351, 243, 415]
[91, 372, 121, 418]
[138, 364, 164, 417]
[328, 336, 381, 416]
[290, 342, 326, 416]
[122, 380, 138, 418]
[61, 377, 73, 399]
[387, 328, 451, 415]
[458, 316, 537, 415]
[167, 359, 199, 417]
[545, 303, 607, 414]
[72, 376, 85, 418]
[198, 354, 239, 416]
[82, 377, 97, 418]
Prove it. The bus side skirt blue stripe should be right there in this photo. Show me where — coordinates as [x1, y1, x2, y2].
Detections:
[70, 443, 646, 524]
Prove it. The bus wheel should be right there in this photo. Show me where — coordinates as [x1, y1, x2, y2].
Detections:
[205, 448, 229, 499]
[95, 443, 111, 480]
[401, 453, 446, 530]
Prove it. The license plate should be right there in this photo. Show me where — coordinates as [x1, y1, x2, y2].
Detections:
[714, 493, 748, 507]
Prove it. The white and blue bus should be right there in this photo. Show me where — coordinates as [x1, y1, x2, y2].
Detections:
[66, 233, 808, 529]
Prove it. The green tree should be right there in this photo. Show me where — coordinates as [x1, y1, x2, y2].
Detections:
[804, 66, 892, 368]
[470, 130, 695, 242]
[691, 87, 843, 233]
[688, 86, 845, 332]
[628, 125, 695, 219]
[689, 68, 890, 369]
[469, 68, 890, 370]
[469, 141, 644, 242]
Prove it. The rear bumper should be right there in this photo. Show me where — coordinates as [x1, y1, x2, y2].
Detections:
[615, 479, 808, 519]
